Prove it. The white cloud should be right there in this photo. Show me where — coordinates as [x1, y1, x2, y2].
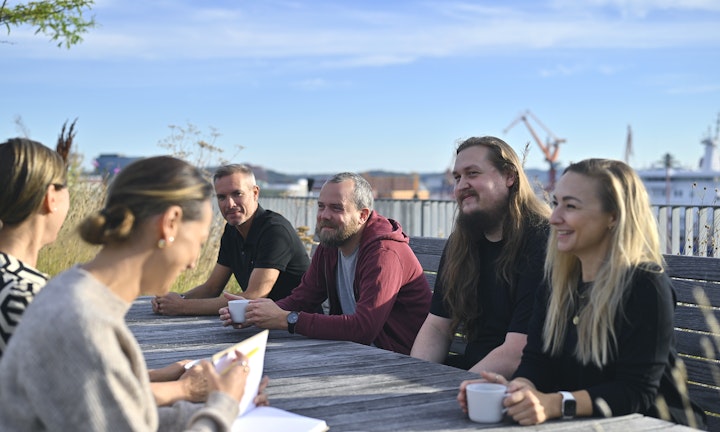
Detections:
[666, 84, 720, 95]
[540, 64, 587, 77]
[4, 0, 719, 66]
[292, 78, 329, 90]
[550, 0, 720, 18]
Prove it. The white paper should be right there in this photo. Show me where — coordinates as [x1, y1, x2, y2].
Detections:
[231, 406, 328, 432]
[211, 330, 268, 417]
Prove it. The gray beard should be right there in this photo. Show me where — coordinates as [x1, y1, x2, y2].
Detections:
[315, 224, 356, 248]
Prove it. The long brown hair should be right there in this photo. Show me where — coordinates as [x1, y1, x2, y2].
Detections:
[441, 136, 550, 340]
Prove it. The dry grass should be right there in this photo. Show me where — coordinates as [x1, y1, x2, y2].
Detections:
[37, 178, 242, 295]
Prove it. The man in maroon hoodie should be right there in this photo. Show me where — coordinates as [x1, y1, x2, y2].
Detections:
[220, 172, 431, 354]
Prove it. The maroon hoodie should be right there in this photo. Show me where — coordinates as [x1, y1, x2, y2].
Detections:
[276, 211, 431, 354]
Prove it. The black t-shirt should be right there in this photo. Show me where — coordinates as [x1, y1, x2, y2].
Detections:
[430, 223, 548, 370]
[217, 206, 310, 301]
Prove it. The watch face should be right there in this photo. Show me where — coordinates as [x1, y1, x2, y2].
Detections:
[564, 398, 576, 417]
[287, 312, 299, 324]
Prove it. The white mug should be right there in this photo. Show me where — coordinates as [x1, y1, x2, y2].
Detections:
[228, 299, 250, 323]
[466, 382, 508, 423]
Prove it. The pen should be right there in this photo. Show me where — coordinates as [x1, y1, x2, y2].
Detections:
[219, 346, 260, 375]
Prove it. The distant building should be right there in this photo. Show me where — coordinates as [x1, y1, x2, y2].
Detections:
[362, 173, 429, 200]
[93, 154, 143, 178]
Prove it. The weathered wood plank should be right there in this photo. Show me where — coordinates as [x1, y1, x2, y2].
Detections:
[665, 255, 720, 281]
[675, 304, 720, 333]
[672, 279, 720, 306]
[127, 298, 699, 432]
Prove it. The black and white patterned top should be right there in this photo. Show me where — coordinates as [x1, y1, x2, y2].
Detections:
[0, 252, 48, 357]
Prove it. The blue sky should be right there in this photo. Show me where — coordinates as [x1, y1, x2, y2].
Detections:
[2, 0, 720, 175]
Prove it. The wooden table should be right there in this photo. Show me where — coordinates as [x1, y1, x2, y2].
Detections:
[127, 297, 699, 431]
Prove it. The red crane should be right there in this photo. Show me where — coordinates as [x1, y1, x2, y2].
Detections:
[503, 110, 566, 190]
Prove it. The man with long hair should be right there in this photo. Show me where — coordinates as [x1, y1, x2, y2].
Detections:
[411, 136, 550, 378]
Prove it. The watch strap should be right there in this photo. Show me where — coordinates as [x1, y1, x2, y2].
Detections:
[287, 311, 299, 334]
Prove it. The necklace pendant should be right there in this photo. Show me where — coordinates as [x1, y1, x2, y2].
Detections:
[572, 316, 579, 325]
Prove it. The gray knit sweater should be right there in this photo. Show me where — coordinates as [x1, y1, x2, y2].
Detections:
[0, 266, 239, 431]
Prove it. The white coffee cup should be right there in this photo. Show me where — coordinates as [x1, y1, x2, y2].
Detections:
[228, 299, 250, 323]
[466, 382, 508, 423]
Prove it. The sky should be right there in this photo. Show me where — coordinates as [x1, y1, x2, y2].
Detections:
[2, 0, 720, 175]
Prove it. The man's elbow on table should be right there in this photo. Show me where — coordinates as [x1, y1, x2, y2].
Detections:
[410, 314, 453, 364]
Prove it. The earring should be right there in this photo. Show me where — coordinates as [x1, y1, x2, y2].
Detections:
[158, 236, 175, 249]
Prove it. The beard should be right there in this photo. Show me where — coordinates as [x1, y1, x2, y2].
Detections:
[457, 201, 507, 240]
[315, 221, 359, 248]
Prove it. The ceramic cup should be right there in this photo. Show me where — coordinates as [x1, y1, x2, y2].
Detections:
[466, 382, 508, 423]
[228, 299, 250, 323]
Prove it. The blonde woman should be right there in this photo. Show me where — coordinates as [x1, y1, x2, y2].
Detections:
[0, 156, 264, 431]
[0, 138, 70, 358]
[458, 159, 706, 429]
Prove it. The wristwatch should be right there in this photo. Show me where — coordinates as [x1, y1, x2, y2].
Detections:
[559, 391, 576, 419]
[286, 311, 299, 334]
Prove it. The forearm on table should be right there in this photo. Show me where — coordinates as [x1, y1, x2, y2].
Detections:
[180, 297, 230, 315]
[151, 381, 188, 407]
[296, 311, 382, 344]
[241, 268, 281, 299]
[411, 320, 452, 363]
[468, 333, 527, 378]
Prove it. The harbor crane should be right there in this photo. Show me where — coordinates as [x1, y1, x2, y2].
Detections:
[503, 110, 566, 190]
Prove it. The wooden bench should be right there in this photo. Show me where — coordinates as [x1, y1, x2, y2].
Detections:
[408, 236, 720, 431]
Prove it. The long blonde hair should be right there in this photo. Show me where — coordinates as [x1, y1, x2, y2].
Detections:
[543, 159, 663, 367]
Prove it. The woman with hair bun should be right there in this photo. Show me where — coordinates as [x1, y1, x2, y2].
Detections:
[0, 156, 265, 431]
[0, 137, 70, 358]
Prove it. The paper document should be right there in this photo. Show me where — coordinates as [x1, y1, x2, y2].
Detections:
[231, 406, 329, 432]
[189, 330, 328, 431]
[211, 330, 268, 417]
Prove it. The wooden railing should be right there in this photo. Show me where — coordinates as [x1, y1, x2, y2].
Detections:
[262, 197, 720, 257]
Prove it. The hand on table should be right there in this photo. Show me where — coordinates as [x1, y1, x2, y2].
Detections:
[152, 292, 185, 315]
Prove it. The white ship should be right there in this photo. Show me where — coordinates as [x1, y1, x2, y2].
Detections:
[638, 114, 720, 207]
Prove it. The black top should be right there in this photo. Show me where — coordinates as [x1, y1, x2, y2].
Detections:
[217, 205, 310, 301]
[430, 223, 548, 369]
[514, 266, 706, 428]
